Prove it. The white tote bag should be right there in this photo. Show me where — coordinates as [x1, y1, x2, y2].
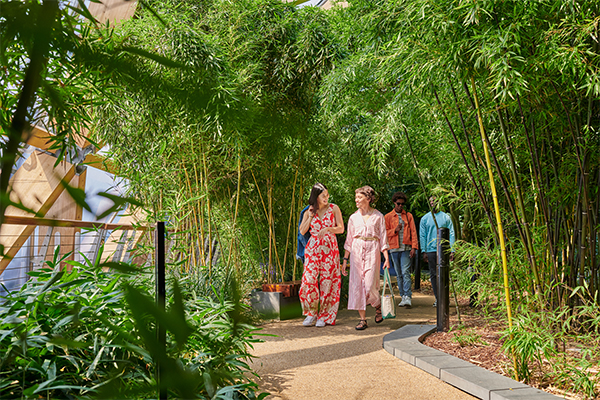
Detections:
[381, 267, 396, 319]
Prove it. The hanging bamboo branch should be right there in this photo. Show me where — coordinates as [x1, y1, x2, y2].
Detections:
[402, 126, 438, 229]
[433, 87, 498, 240]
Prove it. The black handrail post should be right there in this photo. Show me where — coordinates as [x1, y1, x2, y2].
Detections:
[155, 222, 167, 400]
[436, 228, 450, 332]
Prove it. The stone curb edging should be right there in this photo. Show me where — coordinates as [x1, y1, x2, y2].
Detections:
[382, 325, 561, 400]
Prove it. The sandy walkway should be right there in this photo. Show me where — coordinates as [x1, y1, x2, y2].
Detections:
[249, 291, 475, 400]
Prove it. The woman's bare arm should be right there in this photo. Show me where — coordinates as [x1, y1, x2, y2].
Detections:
[299, 207, 313, 235]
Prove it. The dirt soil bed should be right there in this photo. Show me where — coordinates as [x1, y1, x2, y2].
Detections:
[420, 294, 585, 400]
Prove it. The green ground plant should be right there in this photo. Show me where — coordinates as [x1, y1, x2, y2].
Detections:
[450, 326, 488, 348]
[0, 249, 265, 399]
[451, 240, 600, 395]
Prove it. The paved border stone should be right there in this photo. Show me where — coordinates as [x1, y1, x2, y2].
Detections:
[382, 325, 560, 400]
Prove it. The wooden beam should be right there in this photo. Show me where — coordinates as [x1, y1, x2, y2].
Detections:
[82, 153, 117, 174]
[2, 125, 92, 152]
[100, 207, 148, 262]
[25, 125, 54, 149]
[3, 215, 148, 231]
[88, 0, 138, 26]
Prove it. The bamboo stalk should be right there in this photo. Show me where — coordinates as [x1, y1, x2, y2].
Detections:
[282, 158, 300, 281]
[251, 170, 280, 283]
[193, 154, 206, 268]
[516, 94, 557, 267]
[268, 173, 284, 282]
[495, 104, 541, 297]
[268, 176, 273, 281]
[182, 164, 197, 271]
[202, 149, 213, 275]
[293, 161, 305, 281]
[248, 198, 266, 266]
[471, 77, 518, 380]
[227, 152, 242, 277]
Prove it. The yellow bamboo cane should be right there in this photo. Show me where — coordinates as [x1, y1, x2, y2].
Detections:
[471, 77, 519, 380]
[227, 152, 242, 278]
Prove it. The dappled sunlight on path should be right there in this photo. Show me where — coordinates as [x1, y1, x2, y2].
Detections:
[250, 291, 476, 400]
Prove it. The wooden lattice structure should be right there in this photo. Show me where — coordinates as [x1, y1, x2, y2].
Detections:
[0, 1, 141, 289]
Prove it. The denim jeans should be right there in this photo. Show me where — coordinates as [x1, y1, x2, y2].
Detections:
[426, 252, 438, 301]
[390, 250, 412, 298]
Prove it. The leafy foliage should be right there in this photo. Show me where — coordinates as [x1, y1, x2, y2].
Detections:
[0, 250, 265, 399]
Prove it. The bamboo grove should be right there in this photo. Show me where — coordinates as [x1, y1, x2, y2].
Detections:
[319, 0, 600, 311]
[2, 0, 600, 396]
[88, 0, 600, 308]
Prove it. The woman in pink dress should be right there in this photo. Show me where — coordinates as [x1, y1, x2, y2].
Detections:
[299, 183, 344, 327]
[342, 186, 390, 330]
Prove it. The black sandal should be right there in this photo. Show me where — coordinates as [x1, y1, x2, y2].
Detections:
[375, 305, 383, 324]
[355, 319, 368, 330]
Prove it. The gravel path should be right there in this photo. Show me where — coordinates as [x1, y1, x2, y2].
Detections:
[249, 291, 476, 400]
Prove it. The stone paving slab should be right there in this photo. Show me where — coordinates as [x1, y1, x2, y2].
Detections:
[440, 366, 530, 400]
[383, 325, 561, 400]
[490, 387, 560, 400]
[415, 354, 473, 378]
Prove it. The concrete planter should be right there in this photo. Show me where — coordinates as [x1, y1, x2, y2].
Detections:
[250, 290, 302, 320]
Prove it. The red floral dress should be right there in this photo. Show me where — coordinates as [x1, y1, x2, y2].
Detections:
[299, 204, 341, 325]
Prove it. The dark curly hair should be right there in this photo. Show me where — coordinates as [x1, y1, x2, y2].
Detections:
[392, 192, 407, 204]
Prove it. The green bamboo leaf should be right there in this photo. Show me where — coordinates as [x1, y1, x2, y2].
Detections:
[60, 179, 92, 212]
[95, 192, 143, 219]
[97, 261, 142, 274]
[86, 346, 105, 379]
[38, 270, 65, 295]
[67, 0, 99, 25]
[119, 46, 187, 69]
[47, 336, 89, 348]
[1, 314, 24, 325]
[203, 372, 215, 398]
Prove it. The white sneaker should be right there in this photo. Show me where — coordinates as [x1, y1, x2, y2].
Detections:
[315, 319, 326, 327]
[404, 296, 412, 308]
[398, 296, 409, 307]
[303, 316, 316, 326]
[433, 300, 437, 307]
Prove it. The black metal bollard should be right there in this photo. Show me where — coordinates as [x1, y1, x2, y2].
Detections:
[436, 228, 450, 332]
[155, 222, 167, 400]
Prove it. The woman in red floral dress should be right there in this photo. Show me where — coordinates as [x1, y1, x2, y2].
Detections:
[298, 183, 344, 327]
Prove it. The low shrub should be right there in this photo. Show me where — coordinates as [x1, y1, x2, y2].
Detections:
[0, 250, 266, 399]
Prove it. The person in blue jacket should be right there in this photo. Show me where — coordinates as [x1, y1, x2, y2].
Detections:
[419, 196, 455, 307]
[297, 205, 311, 263]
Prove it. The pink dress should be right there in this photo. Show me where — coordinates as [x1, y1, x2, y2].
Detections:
[344, 210, 389, 310]
[299, 204, 341, 325]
